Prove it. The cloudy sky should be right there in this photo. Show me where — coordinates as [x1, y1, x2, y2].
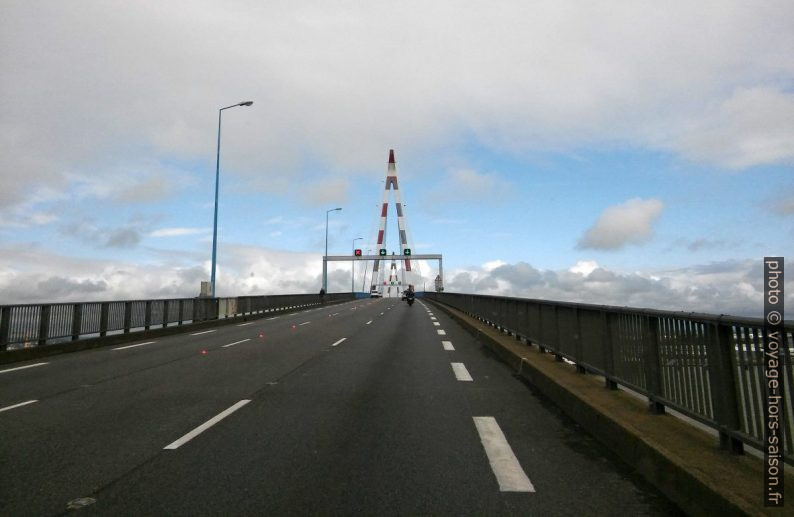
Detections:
[1, 1, 793, 316]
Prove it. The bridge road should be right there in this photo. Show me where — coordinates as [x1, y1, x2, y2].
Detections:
[0, 298, 681, 516]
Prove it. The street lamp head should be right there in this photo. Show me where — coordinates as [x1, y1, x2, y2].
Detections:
[334, 207, 342, 211]
[239, 101, 253, 106]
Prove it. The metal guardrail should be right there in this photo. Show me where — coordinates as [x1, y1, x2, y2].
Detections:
[425, 292, 794, 464]
[0, 293, 354, 351]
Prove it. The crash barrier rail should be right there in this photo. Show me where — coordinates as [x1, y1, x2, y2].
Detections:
[424, 292, 794, 464]
[0, 293, 354, 351]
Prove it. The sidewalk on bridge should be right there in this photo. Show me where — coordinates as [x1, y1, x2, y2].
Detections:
[429, 300, 794, 517]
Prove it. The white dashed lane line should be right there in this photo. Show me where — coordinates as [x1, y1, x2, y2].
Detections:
[366, 320, 373, 325]
[0, 400, 38, 413]
[442, 341, 455, 351]
[451, 362, 473, 382]
[164, 400, 251, 450]
[331, 338, 346, 347]
[0, 362, 48, 374]
[473, 416, 535, 492]
[112, 342, 156, 351]
[433, 322, 440, 326]
[222, 339, 251, 348]
[236, 322, 254, 327]
[437, 329, 446, 335]
[299, 322, 311, 326]
[191, 330, 217, 336]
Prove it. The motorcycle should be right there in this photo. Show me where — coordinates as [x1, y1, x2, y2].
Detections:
[405, 291, 415, 306]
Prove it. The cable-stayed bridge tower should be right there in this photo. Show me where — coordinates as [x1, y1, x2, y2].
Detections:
[370, 149, 412, 294]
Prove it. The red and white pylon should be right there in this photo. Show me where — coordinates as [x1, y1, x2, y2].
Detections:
[371, 149, 412, 294]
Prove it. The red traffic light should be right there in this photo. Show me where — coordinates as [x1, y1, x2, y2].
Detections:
[354, 249, 362, 256]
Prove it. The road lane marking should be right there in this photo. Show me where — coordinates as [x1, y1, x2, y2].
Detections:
[442, 341, 455, 351]
[299, 321, 311, 326]
[380, 312, 384, 315]
[0, 362, 48, 374]
[332, 313, 339, 316]
[430, 317, 437, 320]
[0, 400, 38, 413]
[366, 320, 373, 325]
[112, 341, 156, 351]
[191, 330, 217, 336]
[222, 339, 251, 348]
[433, 322, 440, 326]
[266, 317, 279, 320]
[473, 416, 535, 492]
[236, 322, 254, 327]
[451, 362, 473, 381]
[331, 338, 347, 347]
[164, 400, 251, 450]
[437, 329, 446, 335]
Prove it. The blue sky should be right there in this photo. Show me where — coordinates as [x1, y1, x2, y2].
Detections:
[1, 1, 793, 316]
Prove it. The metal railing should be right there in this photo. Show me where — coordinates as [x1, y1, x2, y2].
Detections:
[0, 293, 354, 351]
[425, 292, 794, 464]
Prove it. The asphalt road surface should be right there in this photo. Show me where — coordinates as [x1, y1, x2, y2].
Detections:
[0, 298, 683, 516]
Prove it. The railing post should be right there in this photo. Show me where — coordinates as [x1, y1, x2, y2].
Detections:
[36, 305, 50, 346]
[645, 315, 665, 414]
[573, 308, 586, 373]
[99, 302, 109, 337]
[602, 311, 618, 390]
[123, 302, 132, 334]
[71, 303, 82, 341]
[708, 322, 744, 454]
[162, 300, 169, 328]
[1, 306, 12, 350]
[553, 305, 564, 361]
[144, 301, 152, 330]
[178, 299, 184, 325]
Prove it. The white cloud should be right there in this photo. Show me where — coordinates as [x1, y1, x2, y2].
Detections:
[444, 259, 792, 317]
[578, 198, 664, 250]
[149, 227, 210, 238]
[569, 260, 599, 276]
[2, 1, 793, 212]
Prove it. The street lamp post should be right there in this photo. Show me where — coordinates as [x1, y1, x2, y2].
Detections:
[361, 248, 371, 293]
[210, 100, 253, 298]
[351, 237, 362, 293]
[323, 207, 342, 292]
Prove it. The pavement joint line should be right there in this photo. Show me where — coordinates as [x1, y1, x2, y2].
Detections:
[163, 400, 251, 450]
[331, 338, 347, 347]
[112, 341, 156, 351]
[473, 416, 535, 492]
[442, 340, 455, 351]
[299, 321, 311, 326]
[222, 339, 251, 348]
[0, 362, 48, 374]
[190, 330, 217, 336]
[437, 329, 446, 335]
[0, 399, 38, 413]
[366, 320, 373, 325]
[451, 362, 473, 381]
[236, 322, 254, 327]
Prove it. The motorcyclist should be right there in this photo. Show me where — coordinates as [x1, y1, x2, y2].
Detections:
[405, 284, 415, 305]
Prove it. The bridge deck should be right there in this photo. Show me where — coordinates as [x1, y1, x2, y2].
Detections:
[0, 298, 680, 515]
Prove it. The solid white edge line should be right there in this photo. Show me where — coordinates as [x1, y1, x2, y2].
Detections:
[451, 362, 473, 381]
[331, 338, 347, 347]
[437, 329, 446, 335]
[112, 342, 156, 351]
[0, 400, 38, 413]
[191, 330, 217, 336]
[236, 322, 254, 327]
[222, 339, 251, 348]
[164, 400, 251, 450]
[0, 362, 48, 374]
[442, 341, 455, 351]
[473, 416, 535, 492]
